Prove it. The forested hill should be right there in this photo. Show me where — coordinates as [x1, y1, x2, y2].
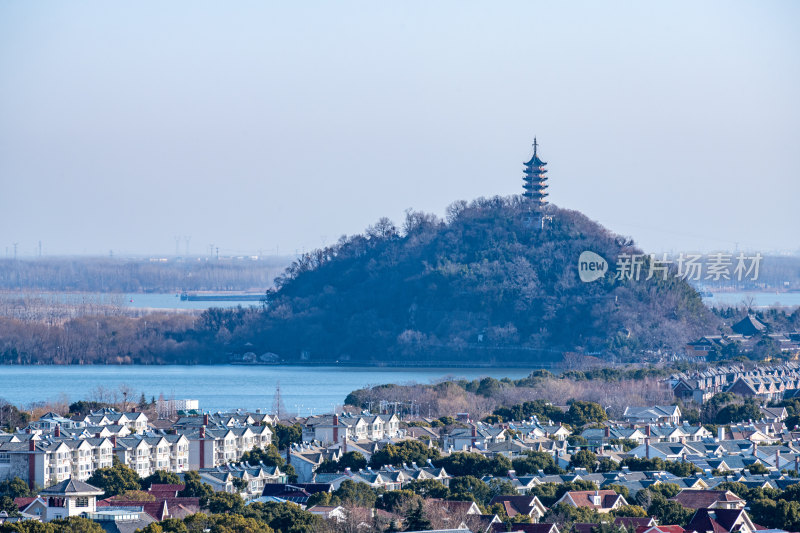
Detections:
[220, 196, 718, 365]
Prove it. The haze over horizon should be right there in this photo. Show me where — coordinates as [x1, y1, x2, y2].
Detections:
[1, 1, 798, 258]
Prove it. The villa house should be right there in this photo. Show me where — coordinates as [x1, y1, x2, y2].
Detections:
[488, 495, 547, 522]
[554, 490, 627, 513]
[312, 415, 368, 444]
[31, 413, 85, 432]
[685, 508, 758, 533]
[198, 463, 286, 499]
[33, 478, 104, 522]
[186, 424, 270, 470]
[444, 425, 508, 451]
[80, 409, 149, 434]
[623, 406, 681, 425]
[670, 490, 745, 510]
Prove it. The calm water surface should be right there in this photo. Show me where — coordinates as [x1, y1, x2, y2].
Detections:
[0, 365, 533, 415]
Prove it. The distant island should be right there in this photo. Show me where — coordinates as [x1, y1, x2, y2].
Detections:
[217, 196, 718, 365]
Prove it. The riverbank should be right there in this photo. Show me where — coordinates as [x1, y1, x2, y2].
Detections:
[0, 364, 535, 414]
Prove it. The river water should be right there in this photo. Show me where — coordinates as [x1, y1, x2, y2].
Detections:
[0, 365, 533, 415]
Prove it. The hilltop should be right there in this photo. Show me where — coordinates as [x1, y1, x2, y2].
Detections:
[222, 196, 718, 365]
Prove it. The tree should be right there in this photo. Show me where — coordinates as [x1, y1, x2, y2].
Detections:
[432, 453, 493, 478]
[378, 490, 422, 514]
[531, 480, 596, 507]
[204, 492, 245, 514]
[612, 505, 648, 518]
[492, 400, 565, 424]
[86, 462, 141, 497]
[0, 521, 57, 533]
[570, 450, 597, 472]
[0, 495, 20, 517]
[448, 475, 491, 505]
[0, 477, 32, 498]
[568, 435, 589, 446]
[604, 484, 630, 500]
[369, 440, 440, 468]
[597, 458, 619, 473]
[156, 518, 189, 533]
[208, 513, 274, 533]
[566, 401, 608, 426]
[48, 516, 105, 533]
[487, 478, 518, 499]
[609, 438, 638, 452]
[305, 491, 341, 508]
[648, 483, 682, 499]
[749, 498, 800, 531]
[512, 451, 564, 475]
[0, 400, 31, 432]
[647, 498, 693, 526]
[242, 501, 319, 533]
[271, 423, 303, 449]
[178, 471, 213, 500]
[142, 470, 181, 490]
[544, 502, 603, 530]
[116, 490, 155, 501]
[316, 451, 367, 473]
[404, 479, 450, 499]
[749, 463, 769, 475]
[404, 501, 432, 532]
[333, 479, 380, 508]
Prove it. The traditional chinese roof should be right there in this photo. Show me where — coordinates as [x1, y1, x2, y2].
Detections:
[732, 315, 767, 336]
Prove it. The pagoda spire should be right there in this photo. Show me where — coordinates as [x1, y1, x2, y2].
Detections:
[522, 138, 548, 211]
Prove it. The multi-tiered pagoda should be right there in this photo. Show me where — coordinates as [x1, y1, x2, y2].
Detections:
[522, 138, 548, 211]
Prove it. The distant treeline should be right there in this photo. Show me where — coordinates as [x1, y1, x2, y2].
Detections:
[693, 254, 800, 291]
[0, 256, 290, 293]
[0, 312, 202, 365]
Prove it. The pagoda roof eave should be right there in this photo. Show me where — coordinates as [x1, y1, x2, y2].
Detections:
[524, 155, 547, 166]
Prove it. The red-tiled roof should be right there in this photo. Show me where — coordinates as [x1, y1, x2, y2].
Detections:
[13, 497, 36, 511]
[670, 490, 744, 510]
[564, 490, 622, 510]
[636, 526, 686, 533]
[149, 484, 185, 493]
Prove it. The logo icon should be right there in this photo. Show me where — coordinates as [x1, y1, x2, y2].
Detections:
[578, 251, 608, 283]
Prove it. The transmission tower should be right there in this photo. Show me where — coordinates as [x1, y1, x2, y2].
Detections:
[272, 380, 287, 420]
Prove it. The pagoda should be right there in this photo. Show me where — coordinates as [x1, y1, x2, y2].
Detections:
[522, 138, 548, 211]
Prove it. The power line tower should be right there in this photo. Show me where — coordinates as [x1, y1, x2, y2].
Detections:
[272, 380, 287, 420]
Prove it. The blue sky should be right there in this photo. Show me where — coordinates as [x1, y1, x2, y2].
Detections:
[1, 1, 798, 257]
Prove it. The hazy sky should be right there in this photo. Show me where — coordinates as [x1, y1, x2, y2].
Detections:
[1, 1, 798, 258]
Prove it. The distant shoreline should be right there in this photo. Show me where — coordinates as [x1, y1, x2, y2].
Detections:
[0, 361, 558, 368]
